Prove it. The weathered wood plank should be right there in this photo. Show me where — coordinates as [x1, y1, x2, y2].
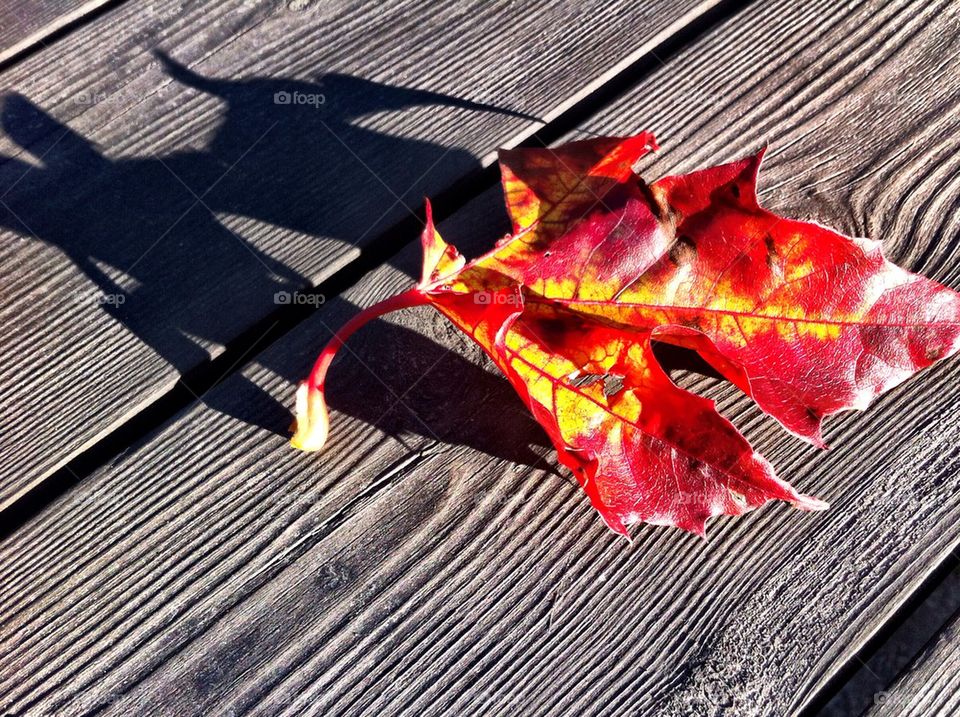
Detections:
[3, 0, 960, 715]
[0, 0, 721, 509]
[866, 606, 960, 716]
[0, 0, 113, 66]
[818, 563, 960, 716]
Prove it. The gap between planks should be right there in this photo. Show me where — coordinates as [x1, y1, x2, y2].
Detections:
[0, 0, 128, 71]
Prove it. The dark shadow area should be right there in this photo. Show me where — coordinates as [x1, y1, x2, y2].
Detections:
[0, 53, 550, 466]
[200, 178, 553, 467]
[213, 310, 551, 470]
[652, 342, 725, 382]
[0, 53, 532, 373]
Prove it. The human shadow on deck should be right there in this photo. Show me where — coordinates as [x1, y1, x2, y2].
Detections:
[0, 54, 550, 467]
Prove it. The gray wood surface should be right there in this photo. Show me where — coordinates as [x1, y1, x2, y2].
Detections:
[3, 0, 960, 715]
[0, 0, 718, 510]
[819, 565, 960, 716]
[0, 0, 111, 66]
[865, 607, 960, 716]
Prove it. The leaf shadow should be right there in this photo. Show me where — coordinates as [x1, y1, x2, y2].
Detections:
[0, 52, 554, 471]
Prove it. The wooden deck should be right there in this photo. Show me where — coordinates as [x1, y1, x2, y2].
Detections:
[2, 1, 960, 715]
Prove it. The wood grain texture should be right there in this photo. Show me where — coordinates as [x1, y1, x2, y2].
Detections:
[866, 607, 960, 716]
[3, 0, 960, 715]
[0, 0, 112, 66]
[0, 0, 718, 509]
[819, 564, 960, 716]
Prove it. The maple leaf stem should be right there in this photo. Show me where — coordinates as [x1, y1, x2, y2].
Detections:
[291, 287, 431, 451]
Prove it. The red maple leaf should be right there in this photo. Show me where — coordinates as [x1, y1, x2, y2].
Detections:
[291, 134, 960, 536]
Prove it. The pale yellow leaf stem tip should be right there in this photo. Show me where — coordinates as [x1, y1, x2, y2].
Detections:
[290, 382, 329, 451]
